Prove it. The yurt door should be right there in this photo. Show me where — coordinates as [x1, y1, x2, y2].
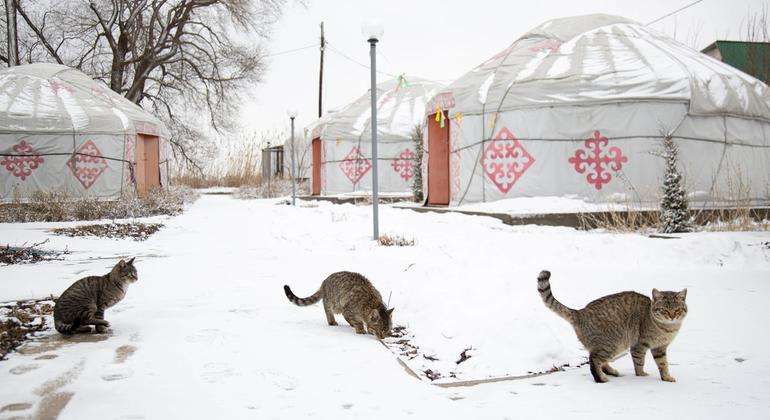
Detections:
[135, 135, 160, 196]
[312, 138, 321, 195]
[427, 112, 450, 205]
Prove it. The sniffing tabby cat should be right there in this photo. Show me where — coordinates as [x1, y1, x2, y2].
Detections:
[54, 258, 138, 335]
[284, 271, 394, 339]
[537, 270, 687, 383]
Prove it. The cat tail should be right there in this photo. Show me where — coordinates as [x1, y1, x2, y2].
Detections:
[537, 270, 577, 323]
[284, 285, 323, 306]
[54, 320, 75, 335]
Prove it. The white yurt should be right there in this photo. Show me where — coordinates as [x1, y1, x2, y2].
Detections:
[422, 14, 770, 206]
[306, 76, 442, 196]
[0, 63, 171, 202]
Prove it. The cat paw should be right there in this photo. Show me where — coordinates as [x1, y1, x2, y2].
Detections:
[95, 325, 108, 334]
[635, 371, 649, 377]
[661, 375, 677, 382]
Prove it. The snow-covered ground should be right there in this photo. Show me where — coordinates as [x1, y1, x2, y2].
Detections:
[1, 195, 769, 419]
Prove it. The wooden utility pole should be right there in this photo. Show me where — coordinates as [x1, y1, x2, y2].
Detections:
[318, 21, 325, 118]
[5, 0, 19, 66]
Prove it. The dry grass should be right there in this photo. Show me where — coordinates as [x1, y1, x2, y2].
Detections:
[236, 178, 309, 199]
[378, 234, 415, 247]
[173, 144, 262, 188]
[577, 208, 661, 233]
[0, 299, 55, 360]
[0, 187, 197, 223]
[52, 222, 164, 241]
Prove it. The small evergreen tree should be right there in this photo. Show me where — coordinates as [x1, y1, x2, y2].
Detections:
[412, 125, 424, 202]
[660, 136, 691, 233]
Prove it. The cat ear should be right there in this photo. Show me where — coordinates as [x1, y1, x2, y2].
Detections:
[370, 309, 380, 321]
[677, 288, 687, 300]
[387, 308, 395, 316]
[127, 257, 136, 265]
[652, 288, 661, 300]
[117, 259, 126, 267]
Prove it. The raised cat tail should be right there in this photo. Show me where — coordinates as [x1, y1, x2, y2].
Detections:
[284, 285, 323, 306]
[537, 270, 576, 323]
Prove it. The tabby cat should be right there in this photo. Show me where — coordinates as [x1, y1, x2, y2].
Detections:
[537, 270, 687, 383]
[284, 271, 394, 339]
[54, 258, 138, 335]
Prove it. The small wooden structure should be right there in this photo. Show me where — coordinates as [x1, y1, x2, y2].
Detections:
[261, 145, 285, 180]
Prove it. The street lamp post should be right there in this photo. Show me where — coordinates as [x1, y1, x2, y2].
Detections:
[363, 21, 383, 240]
[287, 110, 298, 206]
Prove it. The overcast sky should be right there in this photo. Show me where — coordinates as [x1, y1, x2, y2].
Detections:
[237, 0, 768, 145]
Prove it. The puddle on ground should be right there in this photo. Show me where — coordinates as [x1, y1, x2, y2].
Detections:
[34, 360, 84, 397]
[18, 332, 111, 355]
[0, 402, 32, 412]
[34, 354, 58, 360]
[114, 345, 137, 364]
[35, 392, 74, 420]
[9, 364, 40, 375]
[29, 359, 84, 420]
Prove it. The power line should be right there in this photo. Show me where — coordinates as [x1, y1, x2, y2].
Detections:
[646, 0, 706, 26]
[264, 43, 319, 58]
[326, 42, 397, 78]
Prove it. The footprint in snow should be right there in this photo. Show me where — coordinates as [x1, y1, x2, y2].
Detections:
[101, 366, 134, 381]
[201, 362, 238, 384]
[10, 364, 40, 375]
[254, 369, 298, 391]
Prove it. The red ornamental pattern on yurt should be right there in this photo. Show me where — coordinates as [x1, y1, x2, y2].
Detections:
[391, 149, 415, 181]
[568, 131, 628, 190]
[339, 147, 371, 185]
[68, 140, 108, 189]
[123, 135, 136, 187]
[481, 127, 535, 194]
[1, 140, 44, 181]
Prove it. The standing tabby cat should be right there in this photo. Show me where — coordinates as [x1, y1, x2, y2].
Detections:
[537, 270, 687, 383]
[284, 271, 394, 339]
[54, 258, 138, 335]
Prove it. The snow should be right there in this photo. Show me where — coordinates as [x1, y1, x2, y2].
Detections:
[1, 195, 769, 418]
[478, 73, 495, 104]
[447, 195, 646, 215]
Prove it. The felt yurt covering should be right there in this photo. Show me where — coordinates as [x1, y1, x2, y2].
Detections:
[307, 76, 442, 195]
[422, 14, 770, 206]
[0, 63, 170, 203]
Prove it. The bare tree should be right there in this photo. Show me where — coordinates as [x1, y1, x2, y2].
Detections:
[2, 0, 287, 171]
[742, 5, 770, 83]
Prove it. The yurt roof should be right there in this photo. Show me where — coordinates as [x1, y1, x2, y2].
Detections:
[307, 76, 443, 143]
[441, 13, 770, 120]
[0, 63, 168, 137]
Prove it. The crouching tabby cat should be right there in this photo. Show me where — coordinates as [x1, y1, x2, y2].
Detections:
[54, 258, 138, 335]
[537, 270, 687, 383]
[284, 271, 394, 339]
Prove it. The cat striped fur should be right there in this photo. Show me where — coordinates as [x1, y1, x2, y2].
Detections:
[54, 258, 138, 335]
[537, 270, 687, 383]
[284, 271, 393, 339]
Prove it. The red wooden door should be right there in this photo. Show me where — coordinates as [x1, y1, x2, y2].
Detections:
[136, 134, 160, 196]
[427, 112, 449, 205]
[312, 138, 321, 195]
